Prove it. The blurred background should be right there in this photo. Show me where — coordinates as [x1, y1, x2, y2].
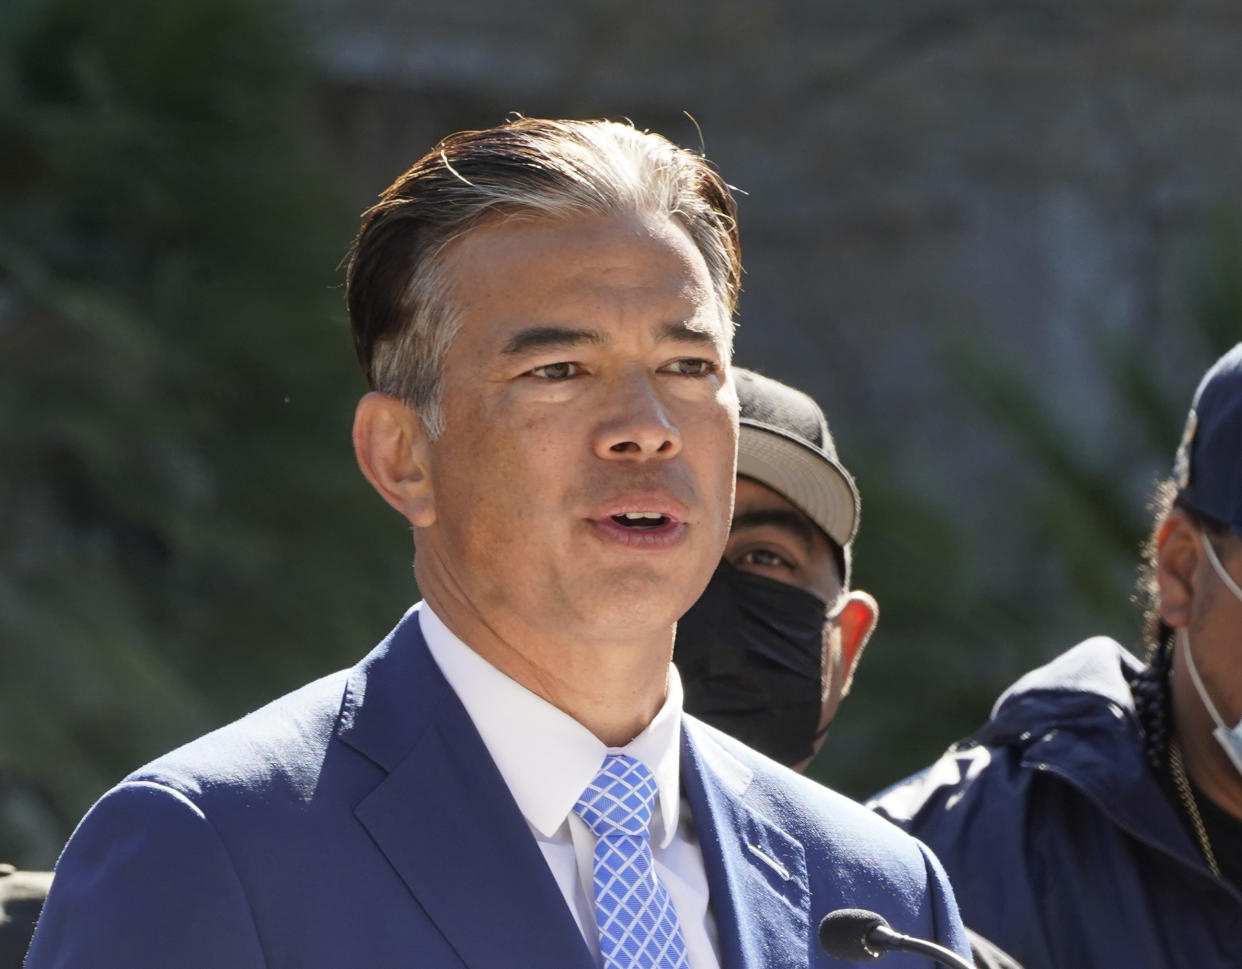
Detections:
[2, 0, 1239, 868]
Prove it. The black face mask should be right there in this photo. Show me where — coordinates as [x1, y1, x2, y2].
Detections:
[674, 559, 828, 767]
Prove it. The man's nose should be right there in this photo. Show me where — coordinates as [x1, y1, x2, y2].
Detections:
[593, 372, 682, 460]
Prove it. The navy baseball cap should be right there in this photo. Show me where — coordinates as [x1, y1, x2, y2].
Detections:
[1173, 342, 1242, 538]
[733, 368, 860, 582]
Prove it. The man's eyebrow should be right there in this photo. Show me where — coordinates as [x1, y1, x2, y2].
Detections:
[501, 320, 720, 356]
[501, 326, 607, 356]
[656, 320, 720, 347]
[730, 508, 818, 554]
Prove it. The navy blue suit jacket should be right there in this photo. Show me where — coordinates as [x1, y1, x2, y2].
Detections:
[28, 610, 968, 968]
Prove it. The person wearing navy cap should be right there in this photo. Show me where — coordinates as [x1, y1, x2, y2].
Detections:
[872, 343, 1242, 969]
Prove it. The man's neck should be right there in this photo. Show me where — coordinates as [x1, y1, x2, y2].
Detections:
[422, 590, 673, 748]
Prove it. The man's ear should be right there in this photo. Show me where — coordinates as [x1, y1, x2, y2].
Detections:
[833, 590, 878, 695]
[1156, 508, 1201, 630]
[352, 392, 436, 528]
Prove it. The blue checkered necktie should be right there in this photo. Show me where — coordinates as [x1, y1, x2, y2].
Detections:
[573, 754, 690, 969]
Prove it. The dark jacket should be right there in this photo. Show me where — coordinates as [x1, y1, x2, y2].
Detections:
[870, 636, 1242, 969]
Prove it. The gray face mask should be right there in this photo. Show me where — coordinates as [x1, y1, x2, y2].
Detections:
[1179, 531, 1242, 780]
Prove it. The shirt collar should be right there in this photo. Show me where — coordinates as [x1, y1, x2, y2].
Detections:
[417, 601, 684, 848]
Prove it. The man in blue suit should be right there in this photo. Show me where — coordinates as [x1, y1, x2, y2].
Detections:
[27, 118, 970, 969]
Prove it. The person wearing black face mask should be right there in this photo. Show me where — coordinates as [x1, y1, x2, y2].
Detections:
[674, 368, 876, 771]
[675, 367, 1025, 969]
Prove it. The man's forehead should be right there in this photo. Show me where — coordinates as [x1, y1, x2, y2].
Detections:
[731, 477, 820, 550]
[442, 209, 732, 351]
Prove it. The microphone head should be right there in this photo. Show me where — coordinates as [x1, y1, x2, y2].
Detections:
[817, 908, 890, 962]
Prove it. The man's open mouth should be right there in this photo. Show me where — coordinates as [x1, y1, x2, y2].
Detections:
[610, 512, 672, 529]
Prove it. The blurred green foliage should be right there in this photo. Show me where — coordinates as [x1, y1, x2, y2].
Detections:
[813, 267, 1239, 798]
[0, 0, 413, 866]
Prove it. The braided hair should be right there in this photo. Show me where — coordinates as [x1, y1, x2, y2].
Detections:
[1132, 634, 1174, 771]
[1131, 477, 1234, 770]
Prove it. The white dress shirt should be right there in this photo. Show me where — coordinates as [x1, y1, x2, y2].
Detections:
[417, 601, 721, 969]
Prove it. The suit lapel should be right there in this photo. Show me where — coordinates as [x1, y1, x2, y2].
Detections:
[682, 722, 811, 969]
[340, 613, 594, 969]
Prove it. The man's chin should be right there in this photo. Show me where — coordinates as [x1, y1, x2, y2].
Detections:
[576, 568, 705, 631]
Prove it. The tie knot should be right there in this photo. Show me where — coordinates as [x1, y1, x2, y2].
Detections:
[573, 754, 658, 839]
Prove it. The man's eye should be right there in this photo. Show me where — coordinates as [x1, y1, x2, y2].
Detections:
[739, 548, 792, 570]
[527, 362, 582, 380]
[665, 358, 716, 377]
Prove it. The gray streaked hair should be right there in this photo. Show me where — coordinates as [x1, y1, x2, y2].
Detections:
[346, 118, 741, 437]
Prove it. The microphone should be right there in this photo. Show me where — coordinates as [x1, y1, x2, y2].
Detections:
[818, 908, 975, 969]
